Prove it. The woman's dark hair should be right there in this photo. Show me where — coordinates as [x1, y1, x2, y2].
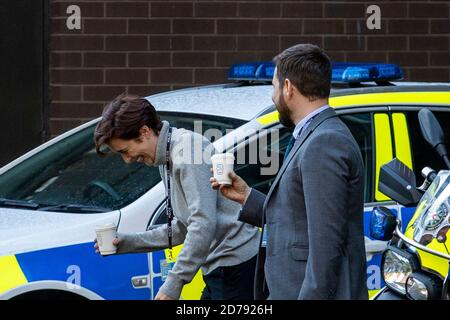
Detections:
[94, 93, 163, 156]
[273, 43, 331, 101]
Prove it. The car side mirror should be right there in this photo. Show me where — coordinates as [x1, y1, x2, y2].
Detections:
[378, 158, 422, 207]
[370, 206, 397, 241]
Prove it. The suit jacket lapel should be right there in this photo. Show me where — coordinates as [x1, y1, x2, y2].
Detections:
[264, 108, 338, 205]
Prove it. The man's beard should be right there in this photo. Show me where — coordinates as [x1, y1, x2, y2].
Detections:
[276, 93, 295, 128]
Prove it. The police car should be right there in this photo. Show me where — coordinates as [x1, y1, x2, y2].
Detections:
[1, 62, 450, 300]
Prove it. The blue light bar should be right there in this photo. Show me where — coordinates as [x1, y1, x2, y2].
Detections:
[332, 62, 403, 83]
[228, 62, 274, 81]
[256, 62, 275, 80]
[227, 62, 262, 80]
[228, 61, 403, 83]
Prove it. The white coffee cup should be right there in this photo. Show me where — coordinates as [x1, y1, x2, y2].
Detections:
[95, 223, 117, 255]
[211, 153, 235, 185]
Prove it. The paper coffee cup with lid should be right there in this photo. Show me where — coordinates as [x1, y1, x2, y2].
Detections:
[211, 153, 235, 185]
[95, 223, 117, 255]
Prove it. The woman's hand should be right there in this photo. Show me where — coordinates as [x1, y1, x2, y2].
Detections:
[93, 237, 120, 254]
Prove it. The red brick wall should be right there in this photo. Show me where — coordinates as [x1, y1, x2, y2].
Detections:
[50, 0, 450, 137]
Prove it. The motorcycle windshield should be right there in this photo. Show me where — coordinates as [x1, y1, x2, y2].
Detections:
[408, 171, 450, 247]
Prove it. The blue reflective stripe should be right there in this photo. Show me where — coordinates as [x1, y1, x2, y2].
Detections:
[16, 242, 150, 300]
[152, 250, 166, 274]
[152, 276, 164, 295]
[400, 206, 416, 233]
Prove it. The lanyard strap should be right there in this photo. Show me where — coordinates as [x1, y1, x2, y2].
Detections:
[165, 127, 174, 260]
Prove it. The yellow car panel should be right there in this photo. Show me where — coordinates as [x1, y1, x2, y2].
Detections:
[164, 246, 203, 300]
[392, 113, 413, 170]
[330, 92, 450, 108]
[374, 114, 393, 202]
[257, 91, 450, 127]
[0, 255, 28, 295]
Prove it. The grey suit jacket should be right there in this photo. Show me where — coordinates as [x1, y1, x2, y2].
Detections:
[239, 107, 368, 300]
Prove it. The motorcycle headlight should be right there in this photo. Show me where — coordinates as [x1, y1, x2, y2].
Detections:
[382, 247, 420, 295]
[406, 273, 443, 300]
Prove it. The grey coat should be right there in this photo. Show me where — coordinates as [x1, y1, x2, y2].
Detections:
[117, 122, 260, 299]
[239, 108, 368, 300]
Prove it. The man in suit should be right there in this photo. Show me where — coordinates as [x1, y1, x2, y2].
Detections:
[210, 44, 368, 300]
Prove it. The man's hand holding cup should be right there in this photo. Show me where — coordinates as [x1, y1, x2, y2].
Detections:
[210, 153, 251, 205]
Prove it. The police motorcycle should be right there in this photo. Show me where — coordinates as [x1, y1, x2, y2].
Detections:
[371, 109, 450, 300]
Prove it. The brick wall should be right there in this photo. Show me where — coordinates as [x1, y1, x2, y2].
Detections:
[50, 0, 450, 137]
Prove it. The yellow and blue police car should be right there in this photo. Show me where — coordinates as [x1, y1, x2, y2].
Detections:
[1, 62, 449, 299]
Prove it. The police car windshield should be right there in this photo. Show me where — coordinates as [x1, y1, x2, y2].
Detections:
[0, 113, 244, 213]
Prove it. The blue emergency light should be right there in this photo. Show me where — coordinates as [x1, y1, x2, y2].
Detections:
[370, 206, 397, 241]
[332, 62, 403, 83]
[256, 62, 275, 80]
[227, 62, 275, 81]
[228, 61, 403, 83]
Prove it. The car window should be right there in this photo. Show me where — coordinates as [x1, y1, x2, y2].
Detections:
[405, 110, 450, 180]
[0, 113, 244, 212]
[340, 113, 374, 203]
[234, 128, 291, 195]
[234, 113, 374, 202]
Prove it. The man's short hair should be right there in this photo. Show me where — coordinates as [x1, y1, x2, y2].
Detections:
[273, 44, 331, 101]
[94, 93, 163, 156]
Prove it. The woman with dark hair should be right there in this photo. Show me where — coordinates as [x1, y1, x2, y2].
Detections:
[94, 93, 260, 300]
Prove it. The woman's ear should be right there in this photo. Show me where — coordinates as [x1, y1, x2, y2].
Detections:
[139, 125, 151, 138]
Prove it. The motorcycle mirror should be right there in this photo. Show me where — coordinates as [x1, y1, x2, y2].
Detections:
[370, 206, 397, 241]
[418, 109, 450, 169]
[378, 158, 422, 207]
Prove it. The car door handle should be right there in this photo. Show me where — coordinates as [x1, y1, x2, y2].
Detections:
[131, 275, 150, 289]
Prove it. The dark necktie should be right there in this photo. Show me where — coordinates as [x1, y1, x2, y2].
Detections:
[283, 135, 296, 162]
[283, 112, 321, 162]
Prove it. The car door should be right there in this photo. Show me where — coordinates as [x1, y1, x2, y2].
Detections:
[338, 106, 450, 298]
[144, 203, 206, 300]
[341, 109, 398, 298]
